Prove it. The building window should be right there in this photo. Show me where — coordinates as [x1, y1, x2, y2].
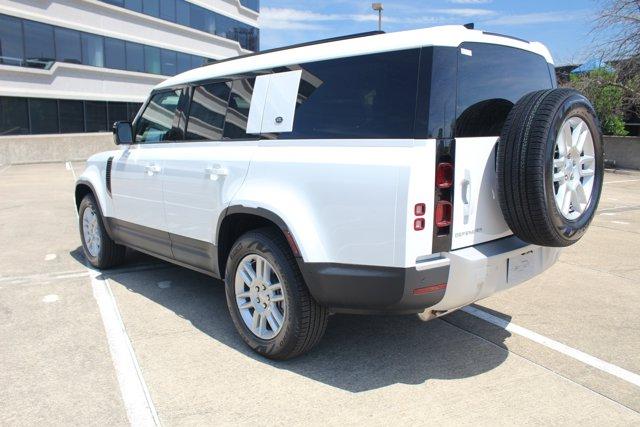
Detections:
[127, 103, 142, 121]
[0, 13, 213, 76]
[144, 46, 161, 74]
[108, 102, 129, 127]
[81, 33, 105, 67]
[23, 21, 55, 69]
[125, 42, 145, 73]
[177, 52, 191, 74]
[0, 15, 24, 66]
[99, 0, 259, 51]
[55, 28, 82, 64]
[59, 100, 85, 133]
[105, 38, 126, 70]
[85, 101, 108, 132]
[0, 97, 29, 135]
[29, 99, 59, 134]
[161, 49, 177, 76]
[124, 0, 143, 12]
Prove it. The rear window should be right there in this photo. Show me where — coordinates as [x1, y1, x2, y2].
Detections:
[456, 43, 553, 138]
[278, 49, 421, 139]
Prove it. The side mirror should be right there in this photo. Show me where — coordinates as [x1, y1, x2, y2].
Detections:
[113, 121, 133, 145]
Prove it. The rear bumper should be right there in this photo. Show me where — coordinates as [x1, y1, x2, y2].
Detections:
[298, 236, 561, 314]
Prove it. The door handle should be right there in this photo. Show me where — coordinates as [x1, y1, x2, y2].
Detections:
[461, 169, 472, 224]
[144, 164, 162, 176]
[205, 165, 228, 180]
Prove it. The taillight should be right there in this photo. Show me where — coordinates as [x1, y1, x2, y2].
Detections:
[414, 218, 425, 231]
[436, 162, 453, 189]
[435, 201, 452, 228]
[414, 203, 426, 216]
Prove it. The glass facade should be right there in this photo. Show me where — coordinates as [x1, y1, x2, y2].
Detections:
[100, 0, 259, 51]
[0, 96, 143, 136]
[0, 14, 212, 75]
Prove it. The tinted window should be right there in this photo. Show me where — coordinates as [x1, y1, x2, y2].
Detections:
[191, 55, 205, 69]
[135, 90, 181, 143]
[108, 102, 128, 126]
[144, 46, 161, 74]
[177, 52, 191, 74]
[160, 0, 176, 21]
[160, 49, 177, 76]
[0, 97, 29, 135]
[24, 21, 55, 69]
[29, 99, 59, 134]
[176, 0, 190, 26]
[85, 101, 108, 132]
[143, 0, 160, 17]
[0, 15, 24, 66]
[126, 42, 144, 72]
[59, 100, 85, 133]
[279, 49, 420, 139]
[186, 83, 231, 140]
[81, 33, 104, 67]
[125, 0, 143, 12]
[456, 43, 553, 137]
[223, 79, 257, 140]
[55, 28, 82, 64]
[105, 38, 126, 70]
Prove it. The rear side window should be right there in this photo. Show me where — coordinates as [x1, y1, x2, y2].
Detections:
[186, 82, 231, 141]
[456, 43, 552, 137]
[135, 89, 181, 143]
[223, 78, 258, 140]
[279, 49, 420, 139]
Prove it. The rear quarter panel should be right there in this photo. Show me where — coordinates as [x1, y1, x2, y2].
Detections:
[231, 139, 436, 268]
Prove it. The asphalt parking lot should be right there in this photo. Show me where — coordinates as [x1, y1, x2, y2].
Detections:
[1, 162, 639, 425]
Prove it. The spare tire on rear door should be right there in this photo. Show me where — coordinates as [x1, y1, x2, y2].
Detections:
[496, 88, 604, 247]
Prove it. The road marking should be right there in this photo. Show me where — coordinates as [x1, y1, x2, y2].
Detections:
[611, 220, 630, 225]
[44, 253, 57, 261]
[42, 294, 59, 303]
[462, 306, 640, 388]
[67, 162, 160, 426]
[604, 178, 640, 185]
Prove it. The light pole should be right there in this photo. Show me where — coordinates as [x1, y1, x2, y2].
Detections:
[372, 3, 383, 31]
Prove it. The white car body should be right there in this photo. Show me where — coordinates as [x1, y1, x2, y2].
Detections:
[76, 25, 562, 315]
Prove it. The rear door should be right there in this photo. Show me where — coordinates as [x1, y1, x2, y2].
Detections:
[161, 79, 256, 272]
[451, 42, 554, 249]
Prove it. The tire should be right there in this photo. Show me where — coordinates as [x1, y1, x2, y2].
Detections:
[224, 227, 329, 360]
[496, 88, 604, 247]
[78, 194, 126, 269]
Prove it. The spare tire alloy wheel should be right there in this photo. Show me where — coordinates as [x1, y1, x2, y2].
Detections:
[497, 89, 604, 247]
[553, 117, 596, 220]
[234, 254, 287, 340]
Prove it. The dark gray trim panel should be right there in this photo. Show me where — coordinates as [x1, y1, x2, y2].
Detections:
[297, 261, 449, 314]
[106, 218, 173, 259]
[170, 233, 218, 277]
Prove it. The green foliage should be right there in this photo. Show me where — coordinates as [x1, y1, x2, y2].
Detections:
[567, 69, 629, 136]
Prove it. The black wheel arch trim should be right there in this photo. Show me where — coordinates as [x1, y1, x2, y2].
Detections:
[75, 179, 115, 239]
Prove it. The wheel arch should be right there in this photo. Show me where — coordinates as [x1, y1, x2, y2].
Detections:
[216, 206, 302, 278]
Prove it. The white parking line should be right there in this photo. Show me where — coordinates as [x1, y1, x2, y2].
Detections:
[462, 306, 640, 388]
[67, 163, 160, 426]
[604, 178, 640, 185]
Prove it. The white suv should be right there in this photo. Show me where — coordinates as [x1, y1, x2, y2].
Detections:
[75, 26, 603, 359]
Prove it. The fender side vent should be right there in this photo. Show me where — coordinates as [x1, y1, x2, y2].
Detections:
[106, 156, 113, 195]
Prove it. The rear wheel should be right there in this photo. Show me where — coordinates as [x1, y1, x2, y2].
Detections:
[224, 228, 328, 359]
[79, 194, 126, 269]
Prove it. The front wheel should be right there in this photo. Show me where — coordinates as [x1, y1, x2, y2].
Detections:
[224, 228, 328, 359]
[78, 194, 126, 269]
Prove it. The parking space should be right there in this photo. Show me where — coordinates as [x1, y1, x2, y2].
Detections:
[1, 163, 639, 424]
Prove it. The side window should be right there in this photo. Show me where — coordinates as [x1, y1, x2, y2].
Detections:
[456, 43, 553, 138]
[223, 78, 259, 140]
[185, 82, 231, 140]
[278, 49, 420, 139]
[135, 90, 181, 143]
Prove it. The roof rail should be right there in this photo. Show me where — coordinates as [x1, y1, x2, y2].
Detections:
[202, 31, 386, 68]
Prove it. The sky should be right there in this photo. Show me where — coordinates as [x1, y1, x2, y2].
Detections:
[258, 0, 604, 66]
